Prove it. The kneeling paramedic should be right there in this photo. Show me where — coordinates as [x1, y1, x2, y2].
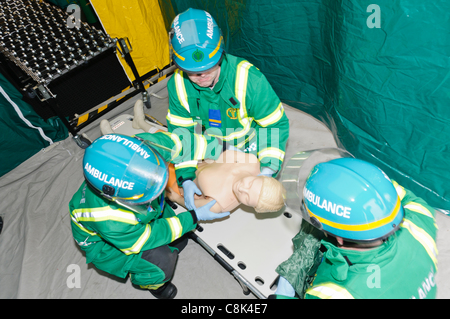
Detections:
[69, 133, 229, 299]
[167, 8, 290, 211]
[273, 156, 438, 299]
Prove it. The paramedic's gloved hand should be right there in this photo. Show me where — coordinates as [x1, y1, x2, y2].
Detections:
[195, 200, 230, 221]
[182, 180, 201, 210]
[275, 276, 296, 298]
[258, 167, 276, 177]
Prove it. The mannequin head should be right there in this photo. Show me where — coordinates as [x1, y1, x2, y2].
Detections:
[232, 175, 285, 213]
[255, 176, 286, 213]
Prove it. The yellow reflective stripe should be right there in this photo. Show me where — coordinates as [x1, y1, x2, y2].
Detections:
[161, 132, 182, 161]
[306, 196, 401, 232]
[174, 69, 190, 113]
[122, 224, 151, 255]
[140, 283, 164, 290]
[172, 47, 185, 61]
[72, 207, 139, 225]
[255, 103, 284, 127]
[405, 202, 435, 220]
[167, 216, 183, 242]
[174, 160, 198, 170]
[306, 283, 354, 299]
[401, 219, 438, 269]
[236, 131, 256, 148]
[258, 147, 285, 161]
[70, 214, 98, 236]
[166, 111, 196, 127]
[392, 181, 406, 200]
[209, 35, 222, 58]
[194, 134, 207, 160]
[235, 61, 252, 120]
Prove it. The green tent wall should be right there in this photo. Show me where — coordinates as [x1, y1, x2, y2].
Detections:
[0, 73, 68, 177]
[159, 0, 450, 213]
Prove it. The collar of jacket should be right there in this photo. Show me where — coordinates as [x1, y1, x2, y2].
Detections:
[320, 235, 397, 282]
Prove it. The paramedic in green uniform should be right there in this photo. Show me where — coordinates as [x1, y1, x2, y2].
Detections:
[273, 157, 438, 299]
[167, 8, 290, 210]
[69, 132, 229, 299]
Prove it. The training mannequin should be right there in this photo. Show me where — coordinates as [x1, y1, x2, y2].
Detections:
[100, 101, 285, 215]
[166, 150, 285, 214]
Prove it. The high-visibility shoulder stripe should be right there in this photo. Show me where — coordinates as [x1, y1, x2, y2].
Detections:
[167, 217, 183, 242]
[392, 181, 406, 200]
[71, 207, 139, 225]
[255, 103, 284, 127]
[306, 282, 354, 299]
[401, 219, 438, 270]
[174, 69, 190, 113]
[174, 160, 198, 170]
[235, 61, 252, 120]
[404, 202, 435, 220]
[166, 111, 196, 127]
[121, 224, 151, 255]
[258, 147, 285, 161]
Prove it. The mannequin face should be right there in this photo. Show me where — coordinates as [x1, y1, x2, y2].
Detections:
[232, 176, 263, 207]
[186, 65, 221, 88]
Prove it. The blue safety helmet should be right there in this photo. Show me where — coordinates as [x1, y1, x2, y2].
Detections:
[83, 134, 168, 206]
[169, 8, 225, 73]
[303, 158, 404, 242]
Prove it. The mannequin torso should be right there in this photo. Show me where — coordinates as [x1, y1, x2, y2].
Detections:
[194, 151, 261, 212]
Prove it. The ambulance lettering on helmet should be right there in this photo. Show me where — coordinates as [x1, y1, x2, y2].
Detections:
[205, 12, 214, 39]
[173, 15, 185, 44]
[99, 135, 150, 159]
[84, 163, 134, 190]
[304, 187, 351, 219]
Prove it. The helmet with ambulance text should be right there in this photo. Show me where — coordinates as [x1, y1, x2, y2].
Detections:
[83, 134, 168, 206]
[303, 158, 404, 242]
[169, 8, 225, 73]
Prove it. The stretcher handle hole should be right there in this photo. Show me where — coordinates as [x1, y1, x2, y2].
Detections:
[217, 244, 235, 260]
[255, 277, 265, 286]
[237, 262, 246, 270]
[284, 212, 292, 218]
[270, 276, 279, 291]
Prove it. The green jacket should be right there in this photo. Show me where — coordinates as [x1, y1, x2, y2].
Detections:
[69, 182, 198, 268]
[276, 182, 438, 299]
[69, 131, 222, 279]
[166, 54, 289, 185]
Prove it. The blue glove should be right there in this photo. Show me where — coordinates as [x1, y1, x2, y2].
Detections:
[258, 167, 276, 177]
[182, 180, 202, 210]
[275, 276, 296, 297]
[195, 200, 230, 221]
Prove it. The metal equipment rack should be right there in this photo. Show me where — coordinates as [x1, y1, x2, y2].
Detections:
[0, 0, 171, 148]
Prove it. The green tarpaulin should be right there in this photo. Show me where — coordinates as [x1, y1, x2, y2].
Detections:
[159, 0, 450, 213]
[0, 73, 68, 177]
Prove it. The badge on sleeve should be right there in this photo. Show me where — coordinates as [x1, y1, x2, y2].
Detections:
[208, 109, 222, 127]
